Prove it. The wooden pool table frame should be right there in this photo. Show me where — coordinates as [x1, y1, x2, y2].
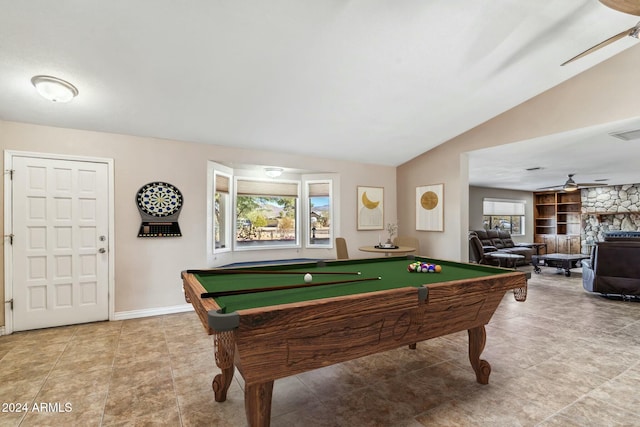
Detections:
[182, 258, 527, 427]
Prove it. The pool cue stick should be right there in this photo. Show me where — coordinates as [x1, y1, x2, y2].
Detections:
[200, 276, 382, 298]
[188, 269, 361, 276]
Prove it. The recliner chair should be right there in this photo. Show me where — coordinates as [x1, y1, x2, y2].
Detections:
[469, 233, 499, 266]
[582, 240, 640, 298]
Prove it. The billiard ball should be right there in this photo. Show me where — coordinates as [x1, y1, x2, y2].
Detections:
[304, 273, 313, 283]
[435, 264, 442, 273]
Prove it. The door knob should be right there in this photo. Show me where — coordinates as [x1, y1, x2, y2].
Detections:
[98, 248, 106, 253]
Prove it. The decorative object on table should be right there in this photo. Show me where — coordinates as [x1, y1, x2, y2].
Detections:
[357, 186, 383, 230]
[386, 222, 397, 242]
[136, 181, 183, 237]
[377, 222, 398, 248]
[416, 183, 444, 231]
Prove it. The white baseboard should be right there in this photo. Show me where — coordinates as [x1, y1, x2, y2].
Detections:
[0, 326, 5, 336]
[113, 303, 194, 321]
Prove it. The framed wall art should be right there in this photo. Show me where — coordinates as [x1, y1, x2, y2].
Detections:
[357, 186, 384, 230]
[416, 184, 444, 231]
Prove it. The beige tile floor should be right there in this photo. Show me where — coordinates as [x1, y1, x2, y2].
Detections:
[1, 268, 639, 426]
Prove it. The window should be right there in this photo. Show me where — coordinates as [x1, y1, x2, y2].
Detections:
[483, 198, 526, 235]
[306, 180, 332, 248]
[213, 172, 231, 251]
[207, 162, 336, 259]
[235, 178, 300, 249]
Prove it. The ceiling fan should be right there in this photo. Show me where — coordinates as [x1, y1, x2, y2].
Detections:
[561, 0, 640, 66]
[537, 174, 603, 192]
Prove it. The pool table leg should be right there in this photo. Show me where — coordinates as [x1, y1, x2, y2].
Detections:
[245, 380, 274, 427]
[212, 366, 234, 402]
[212, 331, 235, 402]
[468, 326, 491, 385]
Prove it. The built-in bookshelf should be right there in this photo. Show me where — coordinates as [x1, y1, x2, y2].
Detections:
[534, 191, 581, 254]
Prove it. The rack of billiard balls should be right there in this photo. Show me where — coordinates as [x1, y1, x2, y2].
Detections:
[407, 261, 442, 273]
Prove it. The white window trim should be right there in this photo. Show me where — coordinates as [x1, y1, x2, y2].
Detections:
[207, 162, 233, 262]
[304, 178, 334, 249]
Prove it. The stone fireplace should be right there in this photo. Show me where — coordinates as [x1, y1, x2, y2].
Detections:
[581, 184, 640, 252]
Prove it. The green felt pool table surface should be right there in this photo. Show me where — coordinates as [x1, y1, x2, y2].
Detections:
[192, 256, 511, 313]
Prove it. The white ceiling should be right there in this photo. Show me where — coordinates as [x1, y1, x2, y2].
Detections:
[468, 116, 640, 191]
[1, 1, 640, 186]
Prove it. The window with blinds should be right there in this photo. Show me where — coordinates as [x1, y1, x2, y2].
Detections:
[482, 198, 526, 235]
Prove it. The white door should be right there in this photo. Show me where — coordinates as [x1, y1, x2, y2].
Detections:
[10, 155, 110, 331]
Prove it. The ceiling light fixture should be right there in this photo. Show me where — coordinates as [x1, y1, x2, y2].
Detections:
[31, 75, 79, 103]
[563, 175, 579, 192]
[264, 167, 283, 178]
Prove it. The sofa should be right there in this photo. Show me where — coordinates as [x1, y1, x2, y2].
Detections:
[469, 229, 533, 266]
[582, 231, 640, 299]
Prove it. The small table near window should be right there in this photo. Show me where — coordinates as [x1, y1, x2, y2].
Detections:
[358, 245, 416, 257]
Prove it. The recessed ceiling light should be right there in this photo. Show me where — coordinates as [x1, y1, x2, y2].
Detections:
[609, 129, 640, 141]
[31, 75, 79, 103]
[525, 167, 543, 171]
[594, 178, 610, 182]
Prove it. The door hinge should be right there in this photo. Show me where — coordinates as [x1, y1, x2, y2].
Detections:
[5, 169, 14, 180]
[5, 299, 12, 310]
[4, 234, 14, 245]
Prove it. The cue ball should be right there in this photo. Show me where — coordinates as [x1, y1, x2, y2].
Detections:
[304, 273, 313, 283]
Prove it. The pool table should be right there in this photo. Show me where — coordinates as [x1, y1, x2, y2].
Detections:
[181, 256, 527, 427]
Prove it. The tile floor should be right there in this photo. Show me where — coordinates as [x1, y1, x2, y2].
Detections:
[1, 268, 639, 426]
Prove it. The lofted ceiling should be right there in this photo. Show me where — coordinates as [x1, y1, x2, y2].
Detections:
[1, 1, 640, 178]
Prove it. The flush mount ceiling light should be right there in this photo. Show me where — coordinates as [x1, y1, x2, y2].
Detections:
[264, 167, 283, 178]
[31, 75, 79, 103]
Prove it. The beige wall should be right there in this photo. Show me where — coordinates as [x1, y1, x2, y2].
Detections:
[397, 44, 640, 262]
[468, 186, 534, 244]
[0, 121, 396, 326]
